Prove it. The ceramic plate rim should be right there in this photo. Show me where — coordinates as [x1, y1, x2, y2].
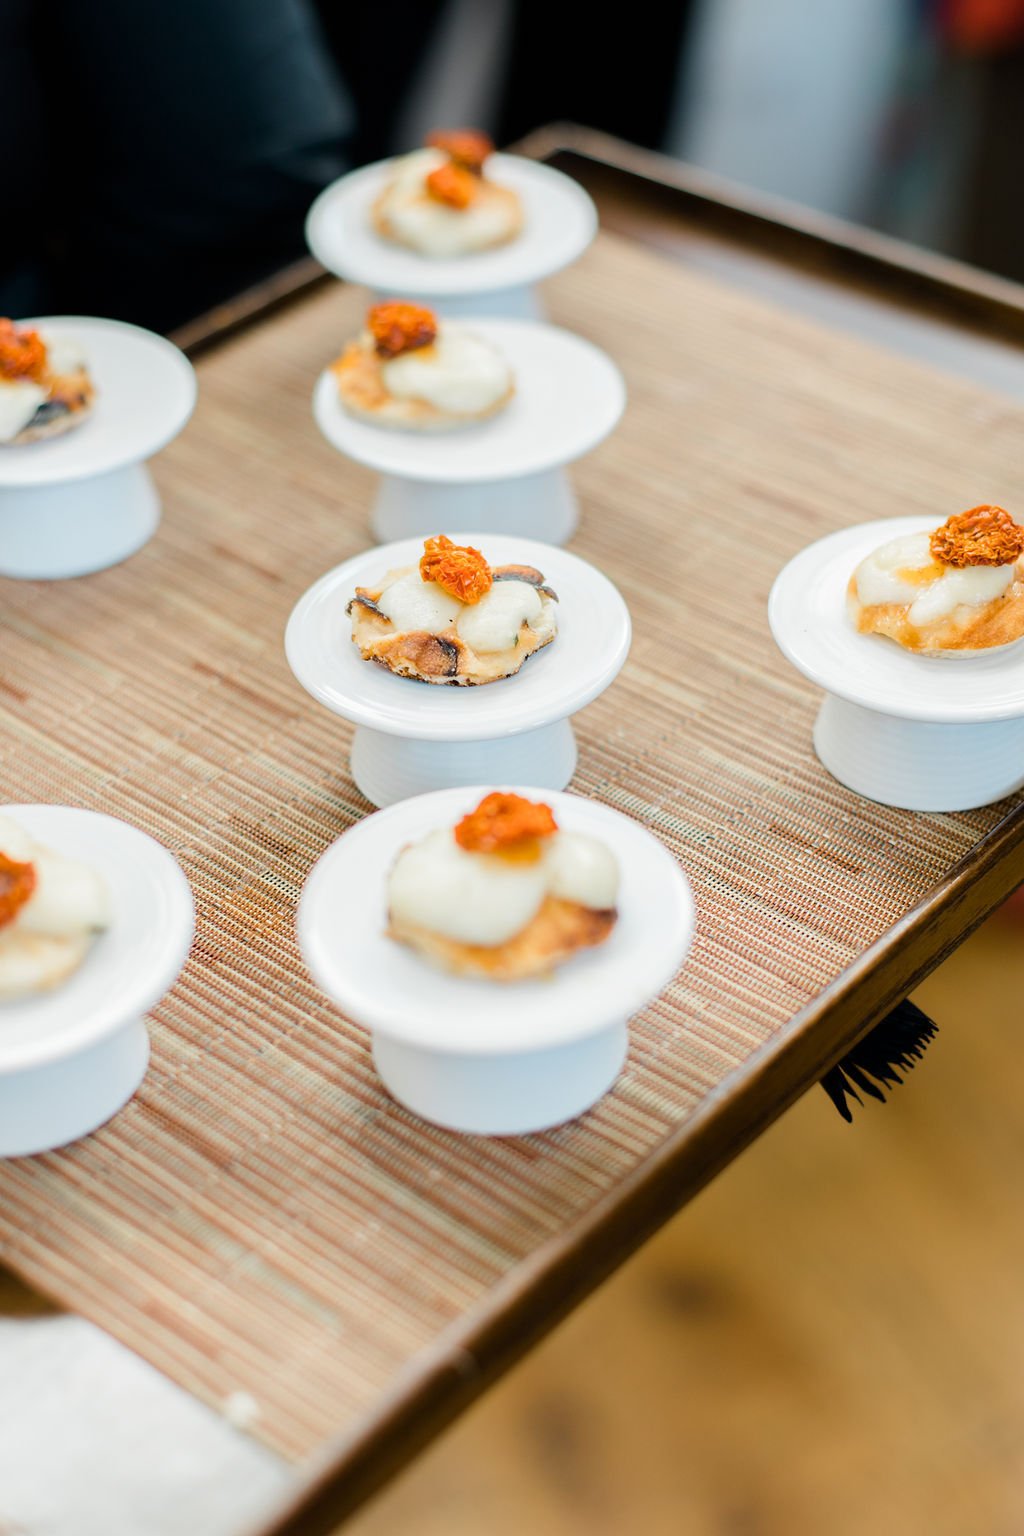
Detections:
[297, 786, 695, 1054]
[0, 317, 197, 488]
[0, 807, 195, 1074]
[305, 153, 598, 293]
[769, 516, 1024, 723]
[285, 534, 632, 739]
[311, 319, 626, 483]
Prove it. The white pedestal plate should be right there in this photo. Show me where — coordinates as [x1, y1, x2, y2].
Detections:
[769, 516, 1024, 811]
[312, 320, 624, 546]
[0, 807, 194, 1156]
[0, 318, 196, 580]
[285, 533, 631, 808]
[298, 786, 695, 1134]
[305, 153, 598, 320]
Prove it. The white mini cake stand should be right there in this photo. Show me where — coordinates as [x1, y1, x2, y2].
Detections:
[285, 533, 631, 808]
[305, 153, 598, 320]
[0, 317, 196, 580]
[298, 785, 694, 1134]
[0, 806, 194, 1156]
[313, 320, 625, 546]
[769, 515, 1024, 811]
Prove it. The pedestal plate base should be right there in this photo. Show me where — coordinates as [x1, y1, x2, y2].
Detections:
[373, 1019, 628, 1134]
[370, 284, 543, 321]
[0, 1019, 150, 1157]
[814, 693, 1024, 811]
[351, 718, 578, 808]
[371, 466, 577, 546]
[0, 463, 160, 579]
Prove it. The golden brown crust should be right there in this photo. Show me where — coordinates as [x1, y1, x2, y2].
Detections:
[331, 339, 514, 432]
[389, 894, 617, 982]
[371, 180, 524, 255]
[847, 567, 1024, 654]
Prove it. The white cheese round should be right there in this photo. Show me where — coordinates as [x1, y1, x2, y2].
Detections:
[0, 816, 110, 939]
[0, 380, 47, 443]
[381, 324, 511, 415]
[854, 533, 936, 607]
[545, 833, 620, 910]
[377, 570, 463, 633]
[388, 829, 547, 946]
[15, 851, 110, 937]
[909, 562, 1014, 625]
[45, 335, 87, 376]
[456, 581, 541, 653]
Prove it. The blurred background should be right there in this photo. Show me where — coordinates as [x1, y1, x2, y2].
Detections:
[4, 0, 1024, 332]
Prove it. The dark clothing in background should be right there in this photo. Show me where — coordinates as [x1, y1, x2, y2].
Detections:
[496, 0, 695, 151]
[3, 0, 698, 334]
[1, 0, 352, 332]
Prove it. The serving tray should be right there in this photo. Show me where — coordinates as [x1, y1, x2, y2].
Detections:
[2, 130, 1024, 1536]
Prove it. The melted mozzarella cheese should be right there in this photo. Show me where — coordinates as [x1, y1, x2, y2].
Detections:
[908, 563, 1014, 625]
[388, 829, 547, 946]
[0, 815, 110, 999]
[545, 833, 620, 910]
[380, 324, 512, 415]
[0, 814, 110, 937]
[16, 852, 110, 937]
[378, 148, 516, 257]
[855, 531, 1016, 623]
[0, 380, 47, 443]
[45, 335, 86, 376]
[388, 828, 619, 949]
[377, 570, 463, 632]
[456, 581, 542, 652]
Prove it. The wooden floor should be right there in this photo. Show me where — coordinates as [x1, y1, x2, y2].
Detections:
[348, 905, 1024, 1536]
[2, 907, 1022, 1534]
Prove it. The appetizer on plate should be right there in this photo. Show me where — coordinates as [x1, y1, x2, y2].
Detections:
[348, 534, 557, 685]
[849, 505, 1024, 654]
[387, 791, 619, 981]
[372, 130, 523, 257]
[0, 814, 110, 999]
[0, 318, 96, 445]
[332, 302, 514, 432]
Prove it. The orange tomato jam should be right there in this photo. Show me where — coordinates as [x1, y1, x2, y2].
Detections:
[455, 792, 558, 860]
[0, 318, 47, 382]
[367, 302, 437, 358]
[425, 162, 478, 208]
[930, 505, 1024, 568]
[426, 129, 493, 173]
[420, 534, 492, 605]
[0, 851, 36, 929]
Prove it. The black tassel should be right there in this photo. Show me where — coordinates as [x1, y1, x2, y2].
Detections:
[820, 1000, 939, 1122]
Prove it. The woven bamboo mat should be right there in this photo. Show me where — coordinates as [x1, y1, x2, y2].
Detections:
[1, 231, 1022, 1462]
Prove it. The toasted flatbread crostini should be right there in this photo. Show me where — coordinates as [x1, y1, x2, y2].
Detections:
[387, 792, 619, 982]
[848, 505, 1024, 656]
[0, 318, 96, 446]
[332, 301, 514, 432]
[0, 814, 110, 1000]
[372, 130, 523, 257]
[348, 535, 557, 686]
